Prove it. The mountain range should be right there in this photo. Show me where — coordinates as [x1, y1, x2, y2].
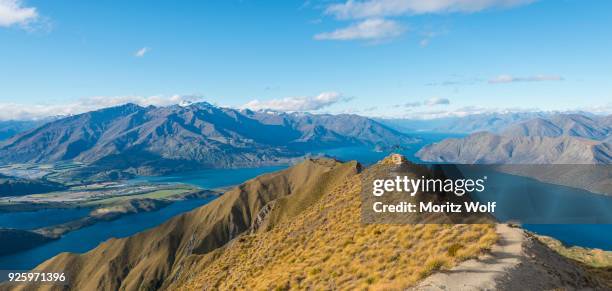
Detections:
[416, 113, 611, 194]
[0, 120, 50, 141]
[0, 103, 414, 175]
[378, 112, 550, 134]
[417, 113, 611, 164]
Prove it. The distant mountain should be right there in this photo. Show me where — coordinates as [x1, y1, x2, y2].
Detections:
[0, 120, 51, 141]
[416, 113, 612, 194]
[501, 114, 611, 140]
[378, 112, 549, 134]
[417, 113, 612, 164]
[0, 103, 414, 174]
[417, 132, 611, 164]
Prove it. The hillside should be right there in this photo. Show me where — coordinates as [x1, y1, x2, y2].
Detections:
[417, 132, 611, 164]
[2, 157, 499, 291]
[177, 161, 496, 290]
[501, 114, 611, 140]
[416, 113, 612, 195]
[0, 103, 414, 174]
[0, 120, 48, 141]
[379, 112, 611, 136]
[416, 113, 612, 164]
[378, 112, 548, 134]
[413, 225, 610, 290]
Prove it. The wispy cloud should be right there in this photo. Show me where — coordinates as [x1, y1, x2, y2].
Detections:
[392, 98, 449, 108]
[0, 0, 38, 28]
[424, 97, 450, 106]
[325, 0, 537, 19]
[134, 47, 150, 57]
[243, 92, 352, 111]
[0, 95, 203, 121]
[575, 103, 612, 115]
[488, 74, 564, 84]
[394, 106, 542, 119]
[314, 18, 405, 41]
[418, 28, 447, 47]
[316, 0, 536, 44]
[426, 74, 563, 86]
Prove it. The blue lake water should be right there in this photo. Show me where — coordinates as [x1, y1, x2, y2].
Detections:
[0, 166, 286, 270]
[316, 131, 466, 165]
[0, 197, 215, 270]
[523, 224, 611, 250]
[0, 208, 91, 230]
[454, 166, 612, 250]
[127, 165, 287, 188]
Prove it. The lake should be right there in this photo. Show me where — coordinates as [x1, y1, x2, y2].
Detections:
[457, 166, 612, 250]
[523, 224, 611, 250]
[127, 165, 287, 188]
[316, 131, 466, 164]
[0, 208, 91, 230]
[0, 166, 287, 270]
[0, 197, 215, 270]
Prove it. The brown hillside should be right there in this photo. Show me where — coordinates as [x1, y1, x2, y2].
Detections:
[176, 159, 497, 290]
[2, 157, 497, 291]
[2, 158, 358, 291]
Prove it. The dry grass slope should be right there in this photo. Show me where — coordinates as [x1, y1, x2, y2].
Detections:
[536, 234, 612, 287]
[179, 158, 497, 290]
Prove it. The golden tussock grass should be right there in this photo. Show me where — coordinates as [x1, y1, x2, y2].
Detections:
[181, 168, 498, 291]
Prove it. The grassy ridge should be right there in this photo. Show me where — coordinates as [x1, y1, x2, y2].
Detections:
[536, 234, 612, 287]
[181, 159, 497, 290]
[2, 158, 497, 291]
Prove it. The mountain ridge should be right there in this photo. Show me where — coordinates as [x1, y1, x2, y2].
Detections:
[417, 113, 612, 164]
[416, 113, 612, 194]
[0, 103, 415, 175]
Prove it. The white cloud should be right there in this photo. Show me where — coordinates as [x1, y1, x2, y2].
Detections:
[0, 94, 203, 121]
[243, 92, 351, 111]
[574, 104, 612, 115]
[424, 97, 450, 106]
[488, 74, 564, 84]
[396, 106, 542, 119]
[392, 99, 447, 109]
[78, 94, 201, 108]
[134, 47, 150, 57]
[314, 18, 405, 41]
[0, 0, 38, 28]
[325, 0, 537, 19]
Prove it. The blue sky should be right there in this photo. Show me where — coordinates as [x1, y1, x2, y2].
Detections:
[0, 0, 610, 119]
